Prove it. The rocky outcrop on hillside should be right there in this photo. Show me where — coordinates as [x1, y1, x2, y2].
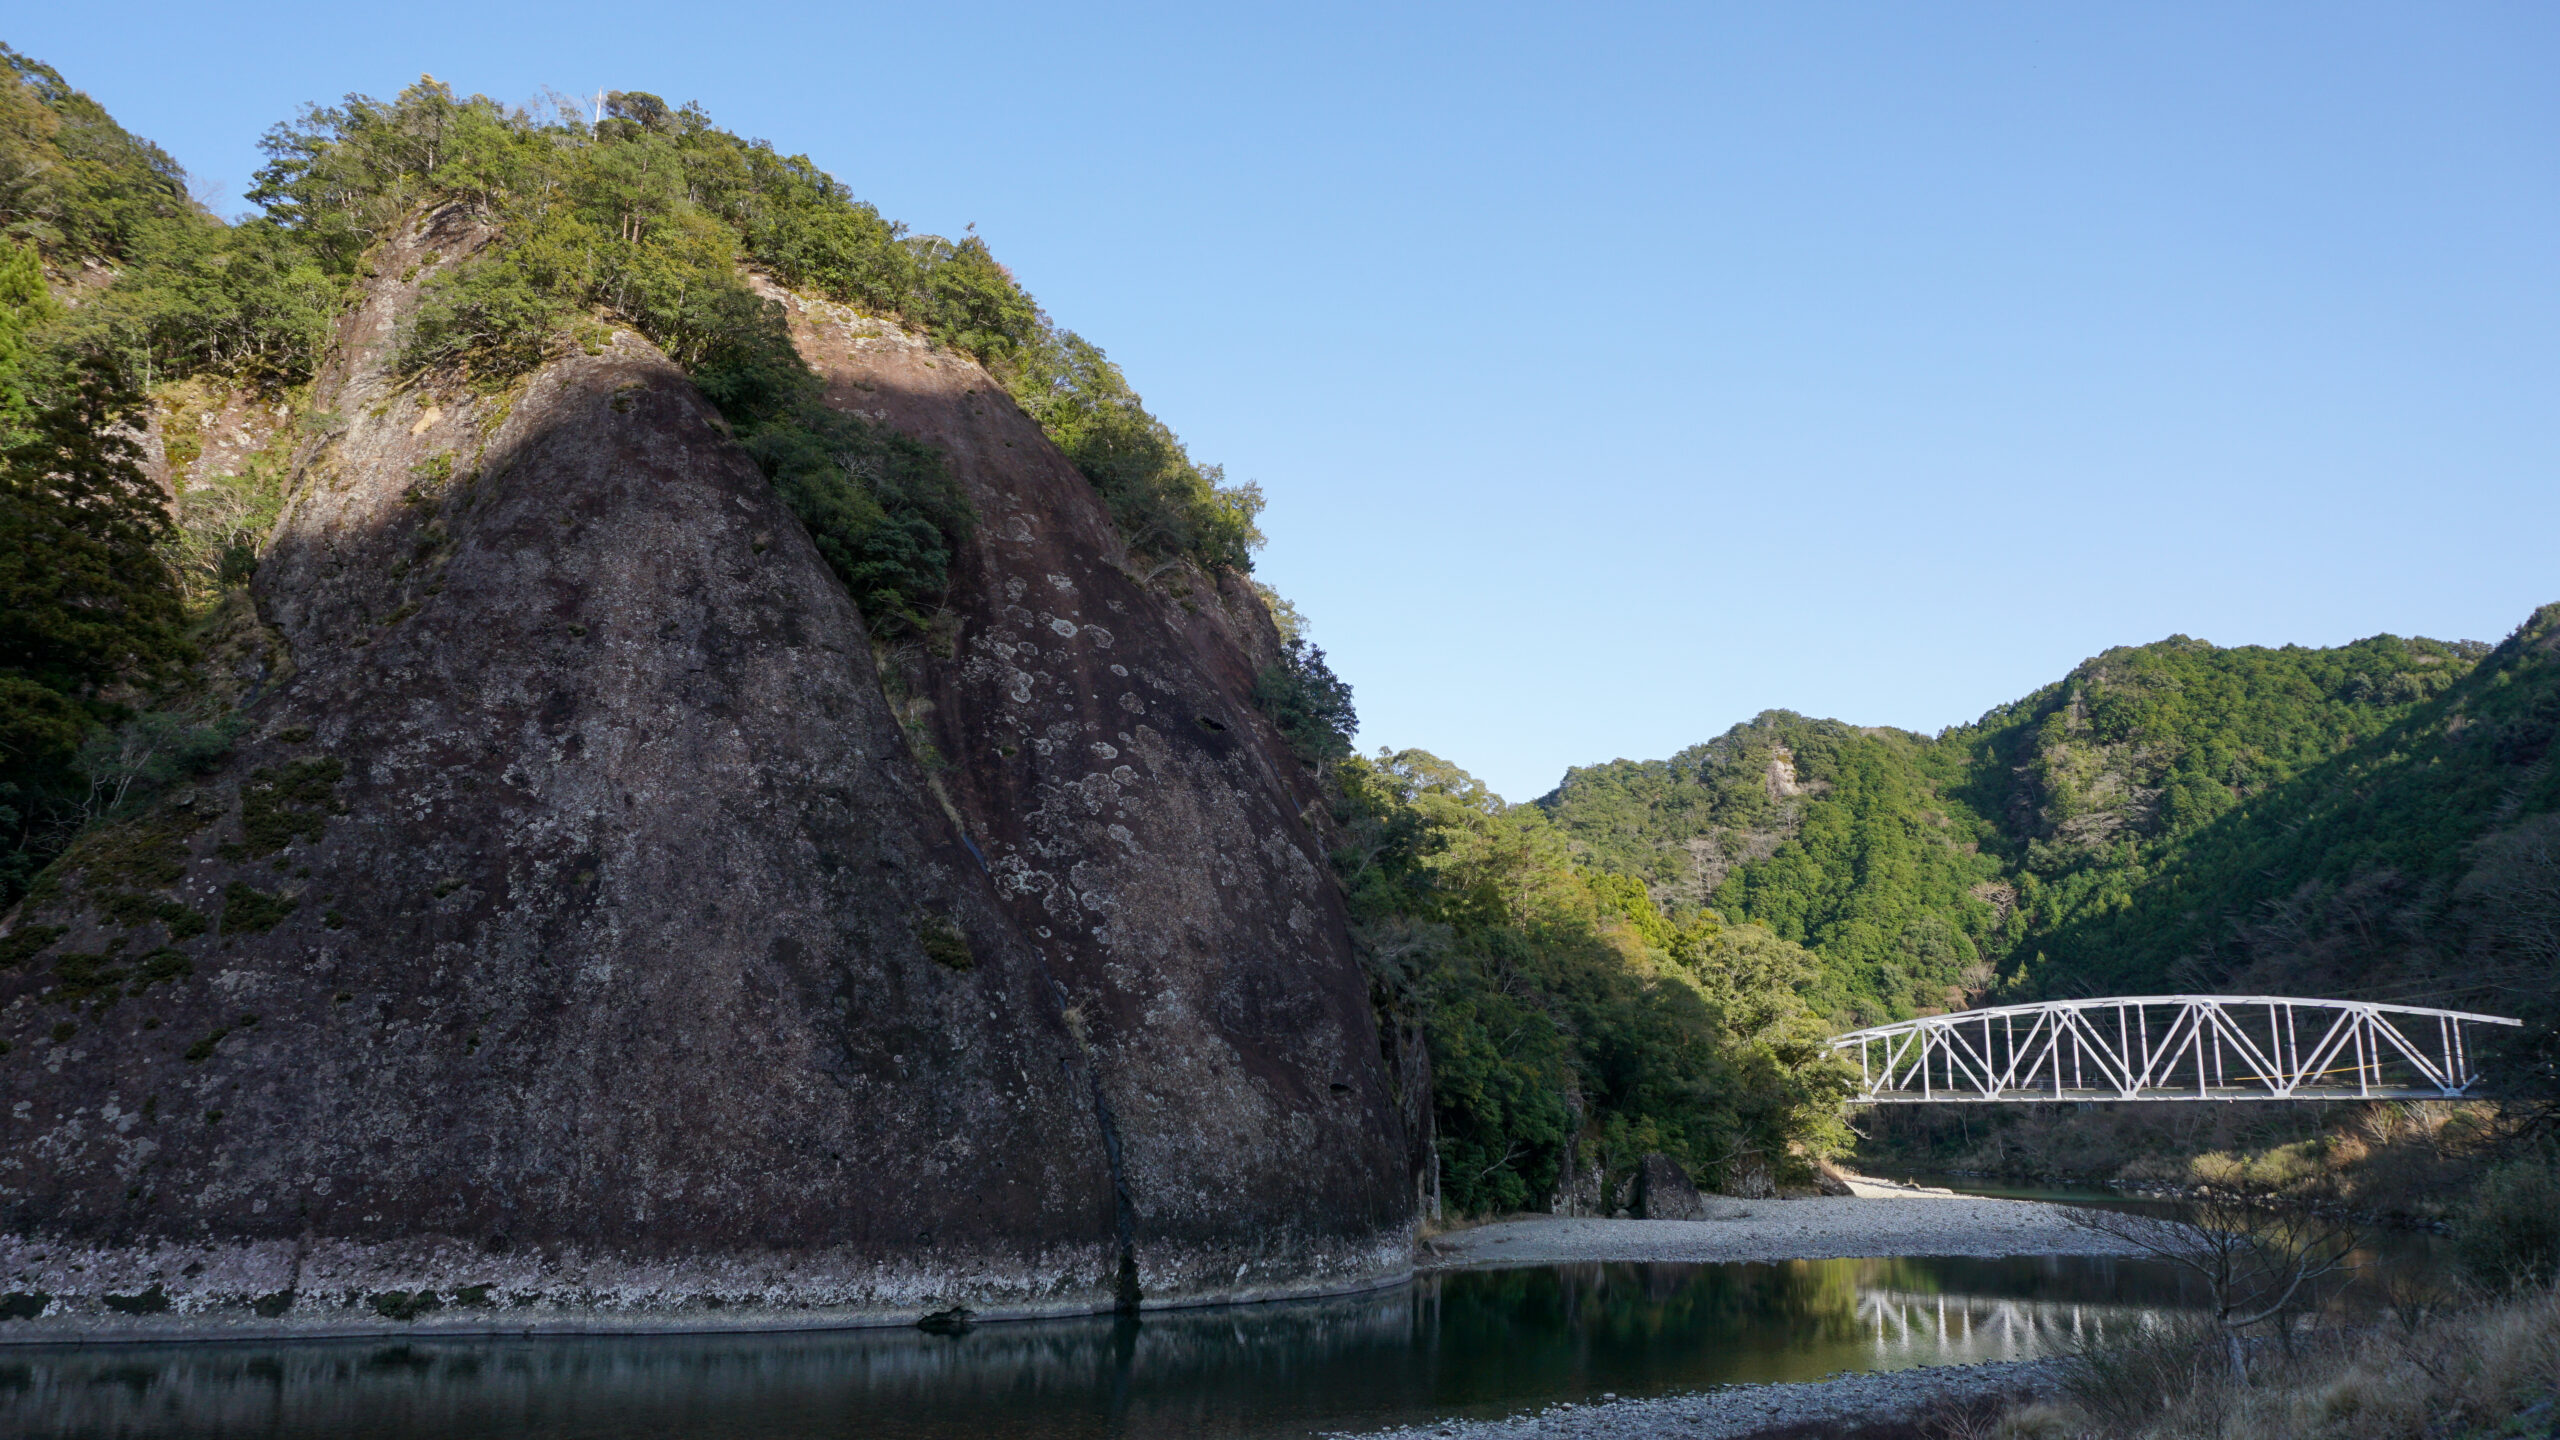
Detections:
[0, 210, 1409, 1337]
[1539, 716, 1840, 914]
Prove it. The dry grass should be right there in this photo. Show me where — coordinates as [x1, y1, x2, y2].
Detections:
[1857, 1099, 2515, 1224]
[1413, 1208, 1549, 1243]
[1975, 1286, 2560, 1439]
[1413, 1212, 1482, 1243]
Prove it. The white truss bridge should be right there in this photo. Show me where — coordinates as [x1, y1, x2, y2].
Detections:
[1833, 995, 2522, 1104]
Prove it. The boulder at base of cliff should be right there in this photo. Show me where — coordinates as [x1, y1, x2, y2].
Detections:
[1629, 1154, 1710, 1220]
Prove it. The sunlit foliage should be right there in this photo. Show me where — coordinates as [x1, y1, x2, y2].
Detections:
[1337, 748, 1850, 1213]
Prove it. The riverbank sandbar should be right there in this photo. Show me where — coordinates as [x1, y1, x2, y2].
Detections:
[1422, 1193, 2140, 1270]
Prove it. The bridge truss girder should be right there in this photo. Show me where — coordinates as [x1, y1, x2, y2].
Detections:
[1831, 995, 2522, 1104]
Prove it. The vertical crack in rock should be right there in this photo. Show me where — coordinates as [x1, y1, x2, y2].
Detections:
[1038, 955, 1142, 1313]
[1078, 1049, 1144, 1313]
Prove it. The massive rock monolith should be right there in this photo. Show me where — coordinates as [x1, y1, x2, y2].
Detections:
[0, 209, 1410, 1336]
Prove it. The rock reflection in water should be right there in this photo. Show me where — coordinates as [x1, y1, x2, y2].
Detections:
[2, 1255, 2205, 1440]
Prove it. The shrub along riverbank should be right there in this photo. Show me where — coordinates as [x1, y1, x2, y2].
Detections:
[1970, 1151, 2560, 1439]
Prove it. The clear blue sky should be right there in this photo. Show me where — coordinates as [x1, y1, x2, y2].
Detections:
[16, 4, 2556, 802]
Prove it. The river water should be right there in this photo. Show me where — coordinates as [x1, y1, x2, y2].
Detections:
[4, 1254, 2205, 1440]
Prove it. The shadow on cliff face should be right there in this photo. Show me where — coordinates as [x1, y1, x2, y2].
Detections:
[772, 293, 1417, 1288]
[0, 218, 1411, 1320]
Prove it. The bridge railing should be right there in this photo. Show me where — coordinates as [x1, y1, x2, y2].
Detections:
[1831, 995, 2522, 1104]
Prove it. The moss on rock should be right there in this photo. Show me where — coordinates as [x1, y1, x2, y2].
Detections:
[233, 757, 347, 857]
[219, 882, 297, 934]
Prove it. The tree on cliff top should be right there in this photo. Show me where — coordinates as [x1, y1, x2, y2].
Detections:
[245, 80, 1259, 581]
[0, 44, 195, 265]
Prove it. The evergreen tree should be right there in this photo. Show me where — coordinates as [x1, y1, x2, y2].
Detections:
[0, 358, 189, 902]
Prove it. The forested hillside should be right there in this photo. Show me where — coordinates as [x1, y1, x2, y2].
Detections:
[1545, 617, 2560, 1034]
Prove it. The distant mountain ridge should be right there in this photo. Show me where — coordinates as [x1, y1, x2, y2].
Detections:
[1541, 609, 2560, 1026]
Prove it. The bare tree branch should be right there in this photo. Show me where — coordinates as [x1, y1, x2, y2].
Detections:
[2066, 1196, 2361, 1380]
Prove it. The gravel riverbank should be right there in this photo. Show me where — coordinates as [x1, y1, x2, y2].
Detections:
[1331, 1358, 2068, 1439]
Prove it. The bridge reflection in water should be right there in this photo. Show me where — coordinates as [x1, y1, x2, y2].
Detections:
[1833, 995, 2522, 1104]
[1856, 1284, 2173, 1363]
[3, 1256, 2205, 1440]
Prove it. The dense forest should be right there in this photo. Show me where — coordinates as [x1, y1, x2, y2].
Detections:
[0, 50, 1856, 1216]
[1325, 749, 1850, 1210]
[1543, 619, 2560, 1055]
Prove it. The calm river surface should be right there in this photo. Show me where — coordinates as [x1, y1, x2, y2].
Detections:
[4, 1255, 2205, 1440]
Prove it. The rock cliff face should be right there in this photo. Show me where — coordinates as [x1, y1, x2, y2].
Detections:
[0, 210, 1409, 1335]
[773, 286, 1413, 1299]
